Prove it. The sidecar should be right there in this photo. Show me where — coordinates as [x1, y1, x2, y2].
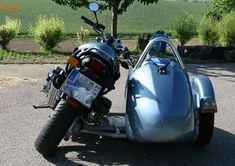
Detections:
[76, 37, 217, 146]
[125, 37, 217, 145]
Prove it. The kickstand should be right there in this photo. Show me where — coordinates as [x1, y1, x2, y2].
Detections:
[33, 102, 50, 109]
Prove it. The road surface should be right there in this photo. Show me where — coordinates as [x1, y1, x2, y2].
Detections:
[0, 64, 235, 166]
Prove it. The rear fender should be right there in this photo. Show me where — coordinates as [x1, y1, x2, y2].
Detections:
[191, 76, 217, 113]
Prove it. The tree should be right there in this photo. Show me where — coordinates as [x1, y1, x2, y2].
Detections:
[207, 0, 235, 20]
[51, 0, 159, 37]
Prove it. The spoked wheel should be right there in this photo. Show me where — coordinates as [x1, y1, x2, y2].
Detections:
[35, 100, 80, 156]
[193, 112, 215, 146]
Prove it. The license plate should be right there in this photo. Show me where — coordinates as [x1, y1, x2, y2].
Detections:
[61, 69, 102, 108]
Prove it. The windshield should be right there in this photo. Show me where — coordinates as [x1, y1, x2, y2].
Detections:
[147, 41, 175, 60]
[135, 37, 185, 70]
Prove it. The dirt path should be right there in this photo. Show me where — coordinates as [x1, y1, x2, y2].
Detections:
[7, 39, 137, 53]
[7, 38, 200, 53]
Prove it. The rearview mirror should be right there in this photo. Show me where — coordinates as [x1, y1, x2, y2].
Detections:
[89, 2, 99, 12]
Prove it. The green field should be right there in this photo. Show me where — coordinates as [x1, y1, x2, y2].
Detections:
[0, 0, 208, 35]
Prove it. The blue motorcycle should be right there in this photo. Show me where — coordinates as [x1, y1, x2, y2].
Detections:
[34, 2, 217, 156]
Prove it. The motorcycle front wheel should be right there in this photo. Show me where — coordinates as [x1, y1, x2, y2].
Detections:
[35, 100, 80, 156]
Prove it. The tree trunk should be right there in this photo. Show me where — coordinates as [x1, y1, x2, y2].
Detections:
[111, 1, 119, 38]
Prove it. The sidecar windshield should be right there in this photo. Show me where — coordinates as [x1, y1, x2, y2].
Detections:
[146, 41, 175, 60]
[135, 37, 185, 70]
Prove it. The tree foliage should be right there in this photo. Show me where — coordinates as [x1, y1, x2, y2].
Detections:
[52, 0, 158, 37]
[52, 0, 158, 14]
[207, 0, 235, 20]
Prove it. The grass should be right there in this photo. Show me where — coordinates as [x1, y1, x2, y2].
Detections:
[0, 48, 231, 65]
[0, 0, 208, 35]
[0, 49, 67, 64]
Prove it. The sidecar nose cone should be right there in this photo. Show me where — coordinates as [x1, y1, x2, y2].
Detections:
[125, 61, 194, 142]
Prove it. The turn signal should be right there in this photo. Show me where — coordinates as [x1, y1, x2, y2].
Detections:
[67, 56, 80, 67]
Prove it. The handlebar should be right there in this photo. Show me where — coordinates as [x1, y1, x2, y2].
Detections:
[81, 14, 133, 69]
[81, 16, 95, 27]
[81, 15, 133, 68]
[81, 16, 105, 32]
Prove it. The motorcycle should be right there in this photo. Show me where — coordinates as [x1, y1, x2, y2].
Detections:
[34, 2, 218, 156]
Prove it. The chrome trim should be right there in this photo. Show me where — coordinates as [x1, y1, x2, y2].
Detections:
[134, 37, 185, 70]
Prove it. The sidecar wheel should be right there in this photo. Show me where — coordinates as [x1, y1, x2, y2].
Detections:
[35, 100, 79, 156]
[193, 113, 214, 146]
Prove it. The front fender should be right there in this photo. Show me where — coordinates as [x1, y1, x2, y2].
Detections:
[191, 76, 217, 113]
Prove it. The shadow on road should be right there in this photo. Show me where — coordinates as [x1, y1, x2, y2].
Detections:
[46, 127, 235, 166]
[187, 63, 235, 80]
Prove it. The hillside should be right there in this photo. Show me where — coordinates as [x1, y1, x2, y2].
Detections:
[0, 0, 208, 34]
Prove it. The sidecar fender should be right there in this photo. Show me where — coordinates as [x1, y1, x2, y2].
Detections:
[191, 76, 217, 113]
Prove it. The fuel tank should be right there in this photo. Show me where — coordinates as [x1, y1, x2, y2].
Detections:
[125, 60, 194, 142]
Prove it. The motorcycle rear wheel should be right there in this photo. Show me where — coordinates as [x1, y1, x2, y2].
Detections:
[35, 100, 79, 156]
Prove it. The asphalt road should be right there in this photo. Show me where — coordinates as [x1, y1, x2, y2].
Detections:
[0, 64, 235, 166]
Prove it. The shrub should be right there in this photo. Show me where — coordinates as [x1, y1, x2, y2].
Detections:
[174, 14, 197, 46]
[0, 17, 21, 50]
[30, 15, 65, 51]
[77, 26, 90, 44]
[198, 18, 219, 46]
[217, 12, 235, 47]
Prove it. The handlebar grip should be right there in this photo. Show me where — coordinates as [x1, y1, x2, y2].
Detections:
[81, 16, 95, 27]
